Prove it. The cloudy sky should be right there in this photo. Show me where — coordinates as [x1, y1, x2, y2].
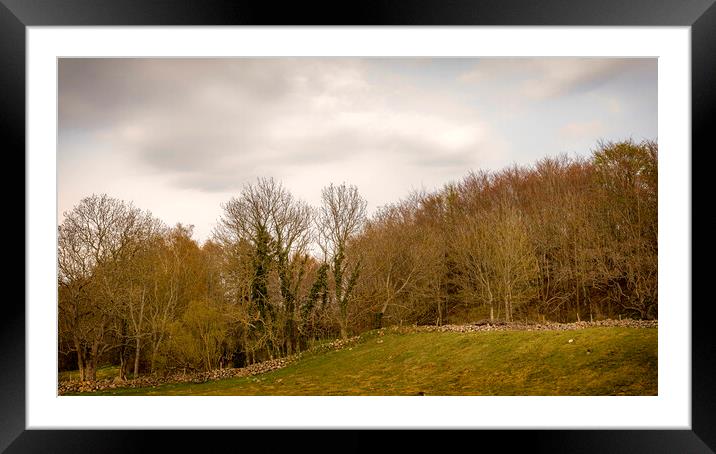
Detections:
[58, 58, 657, 243]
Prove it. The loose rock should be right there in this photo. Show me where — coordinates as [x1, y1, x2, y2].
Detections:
[58, 319, 655, 395]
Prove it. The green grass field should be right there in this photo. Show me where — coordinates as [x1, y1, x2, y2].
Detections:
[71, 326, 657, 396]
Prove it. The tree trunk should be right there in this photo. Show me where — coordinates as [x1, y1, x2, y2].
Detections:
[437, 299, 442, 326]
[86, 342, 99, 381]
[119, 320, 128, 379]
[85, 355, 97, 382]
[285, 316, 299, 355]
[374, 311, 384, 330]
[74, 339, 85, 381]
[133, 338, 141, 378]
[378, 313, 384, 330]
[376, 298, 391, 330]
[85, 363, 95, 382]
[78, 352, 86, 381]
[119, 352, 127, 380]
[150, 344, 159, 374]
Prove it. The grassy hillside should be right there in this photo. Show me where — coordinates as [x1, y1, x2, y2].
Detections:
[75, 327, 657, 396]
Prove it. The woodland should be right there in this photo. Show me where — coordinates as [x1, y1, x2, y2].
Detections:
[58, 139, 657, 381]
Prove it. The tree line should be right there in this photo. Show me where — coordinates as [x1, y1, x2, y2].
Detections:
[58, 139, 657, 380]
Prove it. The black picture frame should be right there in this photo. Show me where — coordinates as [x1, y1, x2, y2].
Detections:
[5, 0, 712, 452]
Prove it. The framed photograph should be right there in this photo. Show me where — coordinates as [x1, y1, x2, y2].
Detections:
[7, 0, 712, 451]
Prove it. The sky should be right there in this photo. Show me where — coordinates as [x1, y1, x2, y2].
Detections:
[58, 57, 657, 243]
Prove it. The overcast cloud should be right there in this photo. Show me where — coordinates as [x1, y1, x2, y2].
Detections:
[58, 57, 657, 242]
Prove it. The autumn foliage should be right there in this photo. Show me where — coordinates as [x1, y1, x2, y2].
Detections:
[58, 139, 657, 380]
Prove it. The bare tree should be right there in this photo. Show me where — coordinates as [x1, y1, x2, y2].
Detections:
[593, 139, 658, 319]
[58, 139, 659, 381]
[58, 194, 161, 381]
[317, 183, 367, 339]
[354, 197, 438, 329]
[454, 212, 498, 321]
[214, 177, 313, 356]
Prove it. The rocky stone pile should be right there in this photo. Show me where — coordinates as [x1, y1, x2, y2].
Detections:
[58, 357, 293, 395]
[386, 318, 658, 335]
[58, 335, 363, 395]
[300, 335, 361, 355]
[59, 319, 655, 394]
